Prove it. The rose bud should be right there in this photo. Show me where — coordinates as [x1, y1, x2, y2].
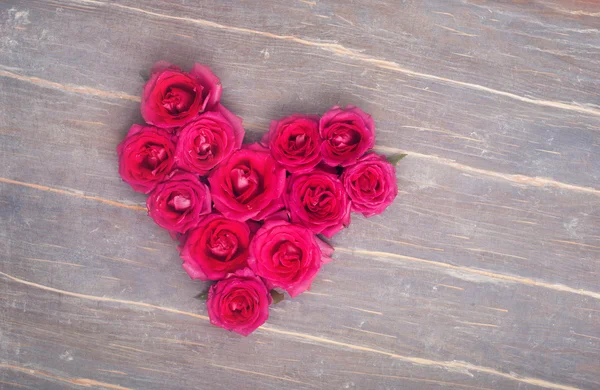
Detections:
[262, 114, 322, 173]
[175, 104, 244, 175]
[342, 153, 398, 217]
[117, 124, 176, 193]
[284, 169, 351, 238]
[146, 170, 212, 235]
[141, 61, 222, 129]
[179, 214, 251, 281]
[248, 220, 333, 297]
[208, 145, 286, 221]
[206, 268, 272, 336]
[319, 105, 375, 167]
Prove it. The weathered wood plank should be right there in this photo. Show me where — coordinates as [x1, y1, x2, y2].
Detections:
[1, 0, 599, 389]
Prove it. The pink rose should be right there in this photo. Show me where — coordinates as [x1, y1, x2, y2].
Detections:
[179, 214, 251, 281]
[207, 268, 272, 336]
[175, 105, 244, 175]
[342, 153, 398, 217]
[117, 124, 176, 193]
[284, 169, 351, 238]
[146, 170, 211, 234]
[319, 105, 375, 166]
[208, 146, 286, 221]
[262, 114, 322, 173]
[248, 220, 333, 297]
[141, 61, 222, 129]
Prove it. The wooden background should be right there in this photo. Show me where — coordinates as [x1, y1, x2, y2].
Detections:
[1, 0, 599, 389]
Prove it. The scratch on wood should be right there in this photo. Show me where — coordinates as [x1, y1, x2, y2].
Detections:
[342, 326, 397, 339]
[137, 367, 174, 374]
[465, 248, 528, 261]
[571, 332, 600, 341]
[434, 24, 478, 37]
[347, 306, 383, 315]
[448, 234, 470, 240]
[0, 70, 140, 102]
[376, 238, 445, 252]
[155, 337, 206, 348]
[457, 321, 499, 328]
[535, 149, 561, 155]
[335, 247, 600, 300]
[21, 257, 83, 267]
[551, 239, 600, 250]
[97, 369, 128, 375]
[436, 283, 464, 291]
[0, 177, 146, 211]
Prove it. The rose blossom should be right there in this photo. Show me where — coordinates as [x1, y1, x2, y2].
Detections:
[248, 220, 333, 297]
[262, 114, 322, 173]
[146, 170, 211, 234]
[207, 268, 272, 336]
[208, 145, 286, 221]
[319, 105, 375, 166]
[179, 214, 251, 281]
[141, 61, 222, 129]
[284, 169, 351, 237]
[117, 124, 175, 193]
[342, 153, 398, 217]
[175, 104, 245, 175]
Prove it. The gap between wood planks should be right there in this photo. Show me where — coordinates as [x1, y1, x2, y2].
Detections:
[1, 176, 599, 301]
[0, 271, 581, 390]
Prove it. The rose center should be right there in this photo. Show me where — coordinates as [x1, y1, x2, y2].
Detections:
[162, 86, 195, 114]
[208, 231, 239, 261]
[167, 192, 191, 212]
[304, 187, 334, 213]
[193, 133, 216, 160]
[141, 144, 168, 174]
[329, 127, 360, 148]
[229, 164, 260, 202]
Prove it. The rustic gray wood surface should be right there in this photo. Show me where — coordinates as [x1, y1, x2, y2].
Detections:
[1, 0, 599, 389]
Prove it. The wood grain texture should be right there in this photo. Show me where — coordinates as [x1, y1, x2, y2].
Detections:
[1, 0, 599, 389]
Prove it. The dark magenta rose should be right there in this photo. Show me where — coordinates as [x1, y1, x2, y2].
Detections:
[175, 104, 244, 175]
[319, 105, 375, 167]
[206, 268, 272, 336]
[117, 124, 176, 193]
[146, 170, 211, 234]
[141, 61, 222, 129]
[248, 220, 333, 297]
[284, 169, 351, 238]
[208, 145, 286, 221]
[262, 114, 322, 173]
[179, 213, 251, 281]
[342, 153, 398, 217]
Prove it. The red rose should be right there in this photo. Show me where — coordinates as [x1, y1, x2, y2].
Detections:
[248, 220, 333, 297]
[262, 114, 322, 173]
[208, 145, 286, 221]
[319, 105, 375, 166]
[146, 170, 211, 235]
[284, 169, 351, 238]
[175, 104, 245, 175]
[342, 153, 398, 217]
[206, 268, 272, 336]
[179, 214, 251, 281]
[117, 124, 176, 193]
[141, 61, 222, 129]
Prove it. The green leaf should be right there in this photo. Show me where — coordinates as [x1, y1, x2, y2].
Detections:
[194, 292, 209, 301]
[270, 290, 285, 305]
[387, 154, 407, 165]
[139, 70, 150, 82]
